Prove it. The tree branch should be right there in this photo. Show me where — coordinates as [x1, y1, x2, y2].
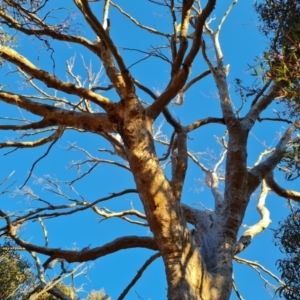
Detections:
[0, 9, 97, 54]
[243, 83, 281, 129]
[265, 172, 300, 203]
[216, 0, 238, 35]
[234, 256, 286, 288]
[0, 119, 49, 131]
[171, 0, 194, 74]
[185, 117, 225, 132]
[173, 69, 212, 105]
[0, 126, 63, 149]
[92, 206, 147, 226]
[202, 37, 236, 129]
[74, 0, 135, 97]
[170, 127, 188, 201]
[117, 252, 161, 300]
[0, 191, 140, 238]
[248, 123, 298, 192]
[110, 2, 171, 38]
[0, 91, 117, 133]
[0, 47, 112, 111]
[234, 181, 271, 254]
[147, 0, 216, 120]
[0, 211, 158, 264]
[74, 0, 126, 73]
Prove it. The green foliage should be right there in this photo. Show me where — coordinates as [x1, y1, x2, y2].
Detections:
[0, 241, 35, 300]
[255, 0, 300, 114]
[274, 208, 300, 299]
[255, 0, 300, 181]
[0, 241, 109, 300]
[36, 283, 77, 300]
[255, 0, 300, 48]
[0, 27, 15, 66]
[87, 289, 111, 300]
[0, 241, 77, 300]
[280, 135, 300, 181]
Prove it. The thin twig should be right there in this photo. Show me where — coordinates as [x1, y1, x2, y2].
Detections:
[117, 252, 161, 300]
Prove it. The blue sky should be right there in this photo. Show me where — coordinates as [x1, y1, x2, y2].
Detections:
[0, 0, 298, 299]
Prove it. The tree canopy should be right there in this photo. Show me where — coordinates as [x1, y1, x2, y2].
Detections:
[0, 0, 300, 299]
[0, 241, 35, 299]
[274, 208, 300, 300]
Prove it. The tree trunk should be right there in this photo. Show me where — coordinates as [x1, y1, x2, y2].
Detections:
[117, 103, 233, 299]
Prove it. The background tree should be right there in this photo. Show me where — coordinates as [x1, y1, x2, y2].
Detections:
[0, 241, 35, 299]
[87, 290, 110, 300]
[274, 207, 300, 300]
[0, 0, 300, 299]
[255, 3, 300, 298]
[0, 242, 109, 299]
[0, 242, 77, 300]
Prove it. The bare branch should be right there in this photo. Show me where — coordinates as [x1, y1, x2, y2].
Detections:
[74, 0, 135, 97]
[187, 144, 226, 211]
[234, 256, 286, 289]
[265, 172, 300, 203]
[232, 277, 245, 300]
[188, 151, 209, 173]
[38, 217, 49, 247]
[0, 119, 49, 131]
[169, 0, 178, 61]
[258, 117, 293, 124]
[0, 91, 117, 133]
[0, 171, 15, 188]
[0, 8, 98, 53]
[185, 117, 225, 132]
[64, 144, 130, 186]
[147, 0, 217, 120]
[0, 126, 64, 149]
[0, 210, 158, 263]
[202, 38, 236, 129]
[0, 47, 113, 111]
[29, 260, 81, 300]
[117, 252, 161, 300]
[171, 0, 194, 74]
[243, 84, 281, 129]
[173, 69, 211, 105]
[0, 188, 138, 233]
[102, 0, 110, 28]
[249, 123, 298, 192]
[235, 181, 271, 254]
[74, 0, 126, 73]
[110, 2, 171, 37]
[250, 80, 272, 107]
[92, 206, 148, 226]
[170, 127, 188, 201]
[215, 0, 238, 35]
[253, 149, 275, 167]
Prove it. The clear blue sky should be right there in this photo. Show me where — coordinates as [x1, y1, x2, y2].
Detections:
[0, 0, 297, 299]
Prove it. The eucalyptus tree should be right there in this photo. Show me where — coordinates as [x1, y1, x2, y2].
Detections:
[0, 1, 299, 299]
